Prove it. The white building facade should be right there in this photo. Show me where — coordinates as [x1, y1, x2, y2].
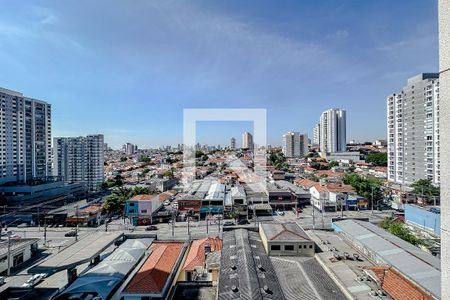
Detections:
[319, 108, 346, 154]
[387, 73, 440, 185]
[282, 132, 307, 158]
[312, 123, 320, 146]
[242, 132, 253, 150]
[0, 87, 52, 184]
[53, 134, 105, 191]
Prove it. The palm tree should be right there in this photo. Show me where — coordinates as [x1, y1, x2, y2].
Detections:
[103, 186, 133, 214]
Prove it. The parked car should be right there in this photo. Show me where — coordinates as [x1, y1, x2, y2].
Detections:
[0, 276, 5, 285]
[22, 273, 46, 287]
[275, 210, 285, 216]
[238, 219, 250, 225]
[17, 223, 28, 228]
[223, 221, 235, 227]
[64, 230, 77, 237]
[145, 225, 158, 231]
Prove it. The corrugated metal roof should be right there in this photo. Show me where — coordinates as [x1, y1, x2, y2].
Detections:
[56, 238, 153, 300]
[218, 229, 284, 300]
[334, 219, 440, 299]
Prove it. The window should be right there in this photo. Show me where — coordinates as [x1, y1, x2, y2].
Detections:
[141, 210, 147, 213]
[284, 245, 294, 251]
[271, 245, 281, 251]
[309, 245, 313, 249]
[129, 203, 135, 207]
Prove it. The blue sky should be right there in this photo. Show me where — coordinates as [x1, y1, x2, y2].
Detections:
[0, 0, 439, 148]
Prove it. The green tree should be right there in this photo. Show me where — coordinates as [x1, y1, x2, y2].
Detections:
[380, 218, 421, 246]
[195, 150, 205, 158]
[139, 156, 151, 163]
[103, 186, 133, 214]
[410, 179, 440, 204]
[120, 157, 128, 162]
[328, 161, 339, 168]
[132, 186, 150, 196]
[114, 174, 124, 186]
[366, 152, 388, 166]
[343, 174, 384, 206]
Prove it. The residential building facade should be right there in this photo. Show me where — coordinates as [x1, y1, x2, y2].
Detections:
[53, 134, 104, 191]
[282, 132, 307, 158]
[230, 137, 236, 150]
[242, 131, 253, 150]
[319, 108, 346, 154]
[0, 87, 52, 184]
[387, 73, 440, 185]
[312, 123, 320, 146]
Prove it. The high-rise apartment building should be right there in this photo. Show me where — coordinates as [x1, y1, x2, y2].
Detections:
[387, 73, 440, 185]
[0, 87, 52, 184]
[282, 132, 307, 158]
[319, 108, 346, 154]
[53, 134, 105, 191]
[242, 132, 253, 150]
[124, 143, 137, 155]
[230, 137, 236, 150]
[312, 123, 320, 146]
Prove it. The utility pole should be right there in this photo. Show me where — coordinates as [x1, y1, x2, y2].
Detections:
[44, 215, 47, 246]
[171, 210, 175, 237]
[341, 196, 344, 218]
[7, 235, 11, 276]
[75, 205, 79, 242]
[187, 216, 191, 240]
[371, 186, 375, 215]
[312, 202, 315, 229]
[37, 207, 40, 232]
[206, 216, 209, 234]
[218, 216, 221, 234]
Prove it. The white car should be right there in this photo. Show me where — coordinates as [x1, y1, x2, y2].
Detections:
[22, 273, 46, 287]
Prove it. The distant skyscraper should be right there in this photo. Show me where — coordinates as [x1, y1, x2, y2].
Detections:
[124, 143, 137, 155]
[230, 137, 236, 150]
[282, 132, 300, 158]
[319, 108, 346, 154]
[242, 132, 253, 150]
[53, 134, 105, 191]
[282, 132, 307, 158]
[387, 73, 440, 185]
[0, 87, 52, 184]
[312, 123, 320, 146]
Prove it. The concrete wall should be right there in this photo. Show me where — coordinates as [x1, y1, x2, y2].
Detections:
[404, 204, 440, 236]
[439, 0, 450, 298]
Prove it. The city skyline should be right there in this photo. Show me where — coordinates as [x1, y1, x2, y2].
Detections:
[0, 1, 439, 148]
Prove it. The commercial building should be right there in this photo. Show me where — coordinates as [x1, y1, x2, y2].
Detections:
[319, 108, 346, 154]
[0, 87, 52, 185]
[0, 238, 39, 274]
[332, 219, 440, 299]
[55, 238, 153, 300]
[230, 137, 236, 150]
[242, 131, 253, 150]
[387, 73, 441, 185]
[53, 134, 104, 191]
[125, 194, 162, 225]
[259, 223, 314, 256]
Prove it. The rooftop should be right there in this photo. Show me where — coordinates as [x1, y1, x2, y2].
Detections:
[123, 241, 185, 295]
[183, 237, 222, 272]
[260, 223, 311, 242]
[218, 229, 284, 300]
[333, 219, 440, 299]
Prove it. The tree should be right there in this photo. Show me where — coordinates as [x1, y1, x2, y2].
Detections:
[113, 174, 124, 186]
[343, 173, 384, 206]
[132, 186, 150, 196]
[120, 157, 128, 162]
[380, 218, 421, 246]
[195, 150, 205, 158]
[410, 179, 440, 204]
[139, 156, 151, 163]
[366, 152, 388, 166]
[328, 161, 339, 168]
[310, 162, 330, 170]
[102, 186, 133, 214]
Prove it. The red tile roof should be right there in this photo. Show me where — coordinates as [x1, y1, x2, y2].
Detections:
[294, 179, 316, 189]
[131, 194, 155, 201]
[124, 241, 184, 294]
[182, 237, 222, 271]
[367, 266, 433, 300]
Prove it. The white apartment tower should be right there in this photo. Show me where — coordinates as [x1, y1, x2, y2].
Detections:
[230, 137, 236, 150]
[387, 73, 440, 185]
[0, 87, 52, 184]
[319, 108, 346, 154]
[242, 132, 253, 150]
[53, 134, 105, 191]
[312, 123, 320, 146]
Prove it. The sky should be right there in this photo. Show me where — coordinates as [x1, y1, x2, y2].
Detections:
[0, 0, 439, 149]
